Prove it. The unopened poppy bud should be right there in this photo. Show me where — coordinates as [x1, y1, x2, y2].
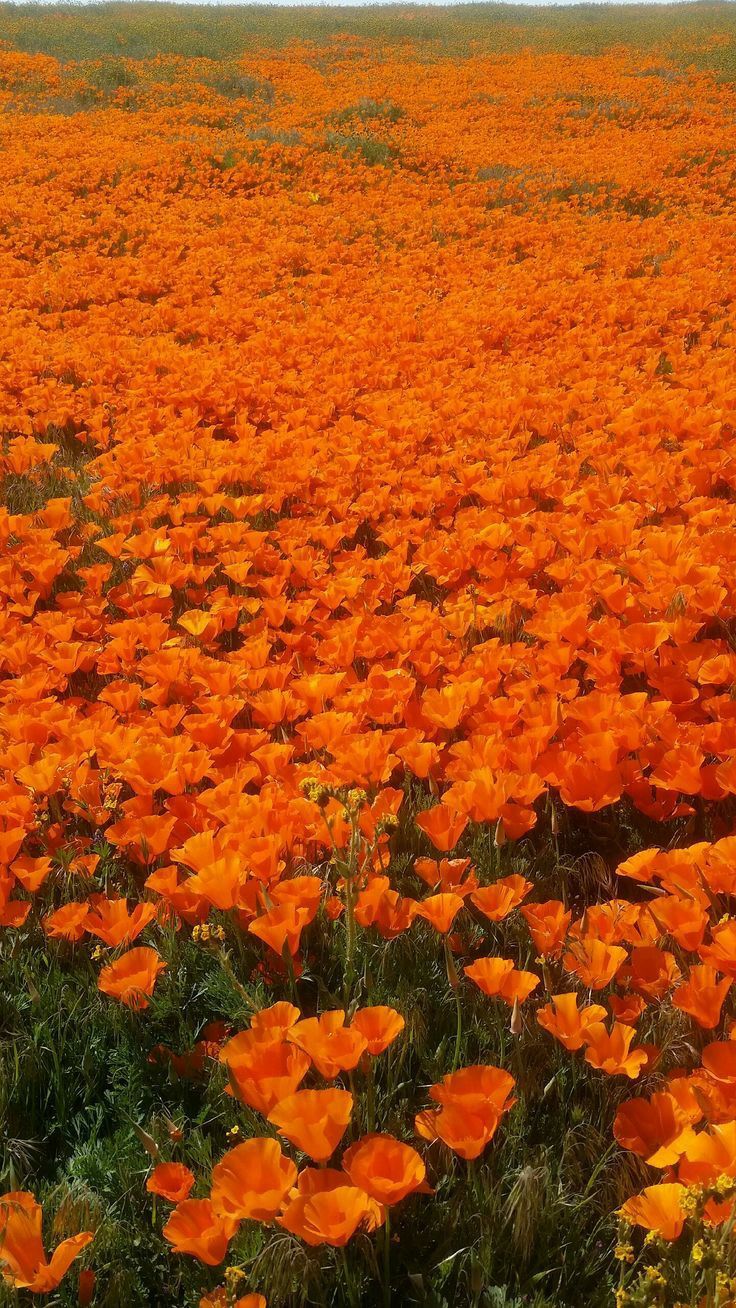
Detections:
[494, 819, 505, 848]
[510, 996, 522, 1035]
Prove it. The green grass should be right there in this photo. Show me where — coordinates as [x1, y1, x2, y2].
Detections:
[0, 2, 734, 70]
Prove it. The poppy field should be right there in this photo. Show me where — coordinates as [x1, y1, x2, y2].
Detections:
[2, 4, 736, 1306]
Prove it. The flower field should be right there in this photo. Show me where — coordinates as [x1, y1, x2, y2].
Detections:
[2, 5, 736, 1305]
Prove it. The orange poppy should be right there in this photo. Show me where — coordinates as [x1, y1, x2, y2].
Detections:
[342, 1134, 427, 1205]
[210, 1138, 297, 1222]
[97, 946, 167, 1010]
[537, 993, 607, 1051]
[0, 1191, 93, 1293]
[618, 1183, 686, 1241]
[146, 1163, 195, 1204]
[268, 1089, 353, 1162]
[162, 1199, 238, 1265]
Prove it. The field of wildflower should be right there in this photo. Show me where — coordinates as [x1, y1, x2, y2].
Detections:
[1, 3, 736, 1305]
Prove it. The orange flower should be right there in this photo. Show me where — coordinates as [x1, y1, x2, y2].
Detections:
[465, 957, 540, 1006]
[219, 1032, 310, 1114]
[162, 1199, 238, 1265]
[280, 1180, 383, 1247]
[415, 1065, 515, 1160]
[672, 965, 732, 1030]
[470, 875, 532, 923]
[563, 937, 628, 989]
[97, 946, 167, 1010]
[520, 900, 571, 958]
[583, 1022, 648, 1079]
[618, 1183, 686, 1241]
[248, 904, 313, 958]
[0, 1191, 93, 1293]
[351, 1006, 405, 1055]
[342, 1134, 427, 1205]
[211, 1138, 297, 1222]
[42, 902, 90, 942]
[415, 892, 465, 935]
[537, 993, 607, 1051]
[85, 895, 157, 948]
[268, 1089, 353, 1162]
[287, 1011, 367, 1079]
[146, 1163, 195, 1203]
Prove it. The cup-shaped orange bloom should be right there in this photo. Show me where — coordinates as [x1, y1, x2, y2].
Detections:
[342, 1134, 426, 1205]
[250, 1002, 301, 1039]
[678, 1120, 736, 1186]
[673, 966, 732, 1029]
[521, 900, 571, 959]
[97, 946, 167, 1010]
[416, 1064, 516, 1159]
[0, 1192, 93, 1293]
[415, 893, 464, 935]
[471, 875, 532, 923]
[248, 904, 313, 958]
[146, 1162, 195, 1203]
[415, 805, 467, 852]
[465, 957, 540, 1006]
[42, 903, 90, 942]
[210, 1139, 297, 1221]
[618, 1183, 686, 1241]
[287, 1011, 367, 1080]
[351, 1006, 405, 1055]
[616, 947, 680, 1001]
[583, 1022, 648, 1078]
[563, 937, 628, 989]
[162, 1199, 238, 1265]
[85, 894, 157, 948]
[268, 1089, 353, 1162]
[280, 1183, 383, 1247]
[702, 1041, 736, 1085]
[537, 993, 607, 1051]
[614, 1090, 700, 1166]
[220, 1033, 311, 1114]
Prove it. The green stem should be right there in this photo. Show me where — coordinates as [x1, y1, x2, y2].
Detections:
[382, 1209, 391, 1308]
[445, 938, 462, 1072]
[340, 1246, 359, 1308]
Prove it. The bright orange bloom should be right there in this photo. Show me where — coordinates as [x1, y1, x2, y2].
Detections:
[219, 1032, 310, 1114]
[618, 1183, 686, 1241]
[415, 892, 465, 935]
[42, 902, 90, 942]
[342, 1134, 427, 1205]
[673, 966, 732, 1030]
[583, 1022, 648, 1078]
[537, 993, 607, 1051]
[415, 1065, 515, 1160]
[614, 1091, 701, 1166]
[280, 1183, 383, 1247]
[0, 1192, 93, 1293]
[351, 1006, 405, 1055]
[248, 904, 313, 958]
[97, 946, 167, 1010]
[85, 895, 157, 948]
[146, 1163, 195, 1203]
[465, 957, 540, 1006]
[520, 900, 571, 958]
[287, 1011, 367, 1079]
[162, 1199, 238, 1265]
[268, 1089, 353, 1162]
[471, 875, 532, 923]
[210, 1139, 297, 1221]
[563, 937, 628, 989]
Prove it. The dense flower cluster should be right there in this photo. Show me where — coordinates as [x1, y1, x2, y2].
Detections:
[1, 30, 736, 1306]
